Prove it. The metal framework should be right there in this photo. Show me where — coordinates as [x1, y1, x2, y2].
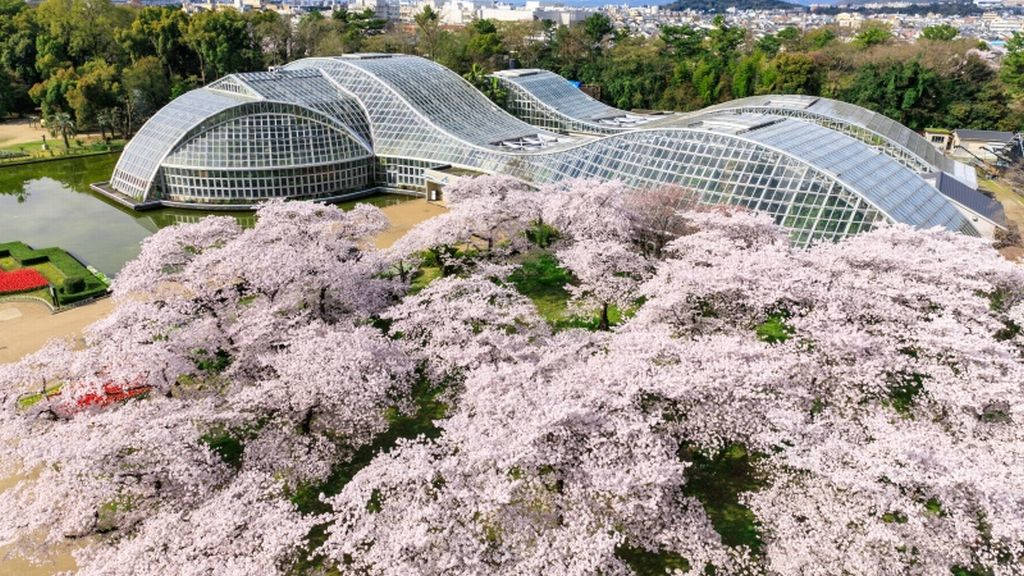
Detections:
[491, 69, 665, 135]
[110, 54, 984, 243]
[489, 69, 1002, 231]
[110, 68, 374, 204]
[687, 95, 979, 189]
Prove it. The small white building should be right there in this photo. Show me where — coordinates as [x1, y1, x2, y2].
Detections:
[923, 128, 953, 152]
[951, 129, 1020, 164]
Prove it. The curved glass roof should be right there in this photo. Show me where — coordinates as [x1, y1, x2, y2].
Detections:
[735, 117, 967, 230]
[111, 89, 243, 201]
[494, 116, 973, 238]
[491, 69, 662, 134]
[162, 105, 371, 170]
[286, 55, 575, 152]
[111, 68, 373, 201]
[681, 95, 977, 188]
[492, 75, 978, 190]
[111, 54, 981, 243]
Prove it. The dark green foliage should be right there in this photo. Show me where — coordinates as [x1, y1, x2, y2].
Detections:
[508, 251, 614, 330]
[615, 543, 690, 575]
[290, 374, 448, 515]
[925, 498, 943, 516]
[888, 371, 925, 415]
[922, 24, 958, 41]
[681, 444, 764, 552]
[2, 0, 1018, 139]
[287, 374, 448, 573]
[995, 319, 1021, 342]
[840, 59, 940, 131]
[853, 24, 892, 49]
[424, 244, 475, 277]
[192, 348, 232, 375]
[63, 275, 85, 293]
[882, 510, 908, 524]
[986, 288, 1022, 342]
[366, 488, 384, 513]
[508, 251, 571, 299]
[952, 566, 993, 576]
[755, 313, 793, 344]
[201, 430, 245, 469]
[582, 13, 612, 44]
[525, 220, 559, 249]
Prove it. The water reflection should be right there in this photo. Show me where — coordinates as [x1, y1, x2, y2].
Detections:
[0, 153, 413, 277]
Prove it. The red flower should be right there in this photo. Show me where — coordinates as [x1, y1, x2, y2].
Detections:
[0, 268, 49, 293]
[74, 381, 152, 410]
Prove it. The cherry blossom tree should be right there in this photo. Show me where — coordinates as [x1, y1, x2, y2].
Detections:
[1, 178, 1023, 576]
[0, 199, 409, 574]
[74, 472, 321, 576]
[381, 269, 549, 379]
[387, 175, 538, 268]
[556, 239, 652, 330]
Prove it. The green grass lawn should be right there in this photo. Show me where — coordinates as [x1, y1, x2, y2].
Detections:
[682, 444, 765, 553]
[0, 241, 109, 305]
[508, 250, 623, 330]
[509, 251, 573, 321]
[409, 265, 442, 294]
[0, 137, 124, 163]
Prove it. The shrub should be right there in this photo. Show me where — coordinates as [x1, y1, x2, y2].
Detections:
[19, 255, 49, 266]
[64, 276, 86, 294]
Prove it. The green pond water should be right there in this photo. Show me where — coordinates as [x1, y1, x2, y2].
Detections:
[0, 153, 412, 277]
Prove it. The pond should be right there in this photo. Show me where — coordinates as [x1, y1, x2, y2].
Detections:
[0, 153, 414, 277]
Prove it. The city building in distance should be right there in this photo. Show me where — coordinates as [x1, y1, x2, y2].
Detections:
[96, 53, 1006, 244]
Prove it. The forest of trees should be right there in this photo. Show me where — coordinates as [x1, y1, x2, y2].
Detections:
[2, 0, 1024, 138]
[1, 176, 1023, 575]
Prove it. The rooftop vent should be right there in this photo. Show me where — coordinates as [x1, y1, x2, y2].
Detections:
[492, 132, 574, 150]
[764, 95, 818, 109]
[339, 53, 397, 60]
[697, 114, 782, 134]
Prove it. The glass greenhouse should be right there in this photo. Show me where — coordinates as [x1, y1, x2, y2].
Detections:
[491, 67, 1005, 235]
[491, 69, 665, 135]
[107, 53, 1000, 244]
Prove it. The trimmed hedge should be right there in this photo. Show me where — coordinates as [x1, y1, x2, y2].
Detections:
[64, 276, 86, 294]
[0, 241, 108, 305]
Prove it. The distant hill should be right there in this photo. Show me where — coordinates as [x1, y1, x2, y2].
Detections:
[662, 0, 802, 11]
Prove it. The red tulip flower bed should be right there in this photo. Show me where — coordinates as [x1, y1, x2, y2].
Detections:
[75, 383, 152, 410]
[0, 268, 49, 294]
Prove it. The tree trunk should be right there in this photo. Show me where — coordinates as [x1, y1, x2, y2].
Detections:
[599, 302, 610, 331]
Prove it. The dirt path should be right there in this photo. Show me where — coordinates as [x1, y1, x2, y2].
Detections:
[373, 198, 446, 249]
[0, 298, 115, 365]
[0, 118, 48, 147]
[0, 118, 105, 149]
